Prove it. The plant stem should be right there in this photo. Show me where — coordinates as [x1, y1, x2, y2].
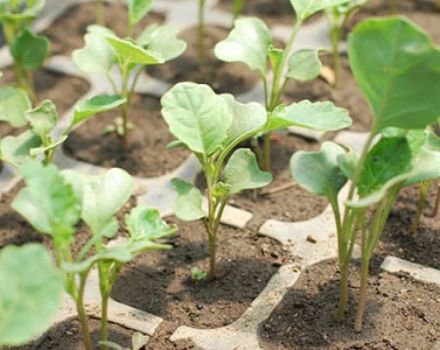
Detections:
[388, 0, 398, 13]
[100, 293, 109, 350]
[197, 0, 206, 63]
[232, 0, 245, 21]
[96, 0, 105, 26]
[411, 181, 431, 234]
[337, 260, 349, 320]
[330, 26, 341, 89]
[120, 66, 130, 147]
[207, 232, 216, 280]
[76, 273, 94, 350]
[354, 253, 369, 332]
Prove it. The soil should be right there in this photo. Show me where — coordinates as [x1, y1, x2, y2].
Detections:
[13, 318, 133, 350]
[0, 68, 90, 137]
[64, 94, 189, 178]
[377, 184, 440, 270]
[148, 25, 260, 95]
[216, 0, 296, 26]
[260, 258, 440, 350]
[44, 1, 165, 56]
[227, 134, 329, 230]
[111, 217, 291, 349]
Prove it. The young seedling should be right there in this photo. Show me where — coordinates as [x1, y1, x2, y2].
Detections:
[162, 82, 351, 279]
[325, 0, 368, 88]
[215, 0, 350, 170]
[0, 244, 63, 347]
[191, 266, 208, 283]
[0, 0, 49, 101]
[12, 161, 176, 350]
[73, 0, 186, 146]
[0, 79, 125, 166]
[291, 17, 440, 332]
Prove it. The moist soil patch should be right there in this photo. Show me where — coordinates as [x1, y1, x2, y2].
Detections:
[12, 318, 133, 350]
[111, 218, 291, 348]
[44, 1, 165, 56]
[260, 258, 440, 350]
[216, 0, 296, 26]
[148, 25, 259, 95]
[0, 68, 90, 137]
[64, 94, 189, 178]
[227, 134, 329, 230]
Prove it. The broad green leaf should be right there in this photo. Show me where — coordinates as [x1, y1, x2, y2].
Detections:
[287, 49, 322, 82]
[72, 95, 126, 127]
[349, 17, 440, 131]
[73, 32, 115, 74]
[128, 0, 152, 25]
[0, 131, 42, 167]
[224, 148, 272, 194]
[10, 29, 49, 70]
[290, 0, 350, 21]
[267, 100, 351, 131]
[358, 137, 412, 197]
[137, 24, 187, 62]
[0, 86, 31, 127]
[0, 244, 62, 346]
[12, 161, 81, 239]
[106, 36, 163, 67]
[25, 100, 58, 141]
[161, 83, 233, 155]
[221, 94, 267, 143]
[72, 168, 134, 237]
[290, 142, 347, 201]
[214, 17, 272, 75]
[125, 205, 177, 241]
[171, 179, 205, 221]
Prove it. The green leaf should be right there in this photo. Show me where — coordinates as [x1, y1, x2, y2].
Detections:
[10, 29, 49, 70]
[0, 86, 31, 127]
[106, 36, 163, 67]
[171, 179, 205, 221]
[12, 161, 81, 239]
[348, 17, 440, 131]
[69, 168, 134, 237]
[267, 100, 351, 131]
[125, 205, 177, 242]
[128, 0, 152, 26]
[25, 100, 58, 142]
[72, 95, 126, 127]
[290, 0, 350, 21]
[73, 31, 115, 74]
[0, 131, 42, 167]
[161, 83, 233, 155]
[287, 49, 322, 82]
[214, 17, 272, 75]
[0, 0, 45, 21]
[290, 142, 348, 201]
[137, 24, 187, 62]
[224, 148, 272, 194]
[221, 94, 267, 143]
[0, 244, 62, 346]
[358, 137, 412, 197]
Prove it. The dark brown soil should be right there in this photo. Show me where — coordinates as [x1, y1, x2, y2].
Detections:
[0, 68, 90, 137]
[148, 25, 260, 95]
[45, 1, 165, 56]
[13, 318, 133, 350]
[377, 184, 440, 270]
[229, 134, 329, 230]
[216, 0, 295, 26]
[64, 94, 189, 178]
[260, 258, 440, 349]
[111, 218, 291, 349]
